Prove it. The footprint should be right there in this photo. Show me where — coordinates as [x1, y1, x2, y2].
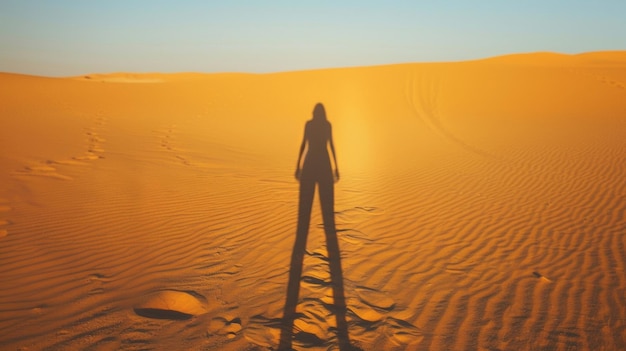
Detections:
[305, 247, 329, 261]
[244, 315, 282, 347]
[301, 273, 331, 289]
[86, 273, 110, 285]
[86, 132, 106, 142]
[74, 152, 100, 161]
[76, 116, 107, 160]
[13, 163, 72, 180]
[347, 298, 385, 323]
[383, 317, 424, 346]
[292, 324, 326, 348]
[11, 113, 108, 182]
[355, 287, 395, 310]
[28, 165, 56, 172]
[532, 271, 552, 283]
[207, 316, 242, 339]
[247, 285, 420, 350]
[155, 125, 194, 166]
[293, 300, 335, 346]
[54, 159, 89, 166]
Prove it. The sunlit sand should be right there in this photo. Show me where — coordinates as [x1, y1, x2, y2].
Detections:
[1, 51, 625, 350]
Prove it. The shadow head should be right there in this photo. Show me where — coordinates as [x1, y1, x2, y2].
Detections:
[313, 103, 327, 121]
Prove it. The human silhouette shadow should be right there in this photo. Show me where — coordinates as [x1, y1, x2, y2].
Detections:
[278, 103, 359, 351]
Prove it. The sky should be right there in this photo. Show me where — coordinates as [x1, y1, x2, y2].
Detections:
[1, 0, 625, 76]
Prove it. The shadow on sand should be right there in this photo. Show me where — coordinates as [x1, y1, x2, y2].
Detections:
[278, 103, 361, 351]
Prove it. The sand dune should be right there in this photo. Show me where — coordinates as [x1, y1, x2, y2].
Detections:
[1, 51, 625, 350]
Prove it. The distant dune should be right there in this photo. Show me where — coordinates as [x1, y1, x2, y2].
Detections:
[1, 51, 625, 350]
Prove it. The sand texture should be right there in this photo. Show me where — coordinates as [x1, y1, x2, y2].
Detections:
[1, 51, 625, 350]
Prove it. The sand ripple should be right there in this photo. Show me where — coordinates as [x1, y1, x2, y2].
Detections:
[1, 53, 625, 350]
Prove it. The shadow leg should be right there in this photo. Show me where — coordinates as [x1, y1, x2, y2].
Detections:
[319, 180, 351, 350]
[279, 179, 316, 350]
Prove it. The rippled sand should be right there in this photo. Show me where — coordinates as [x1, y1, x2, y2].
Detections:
[1, 51, 625, 350]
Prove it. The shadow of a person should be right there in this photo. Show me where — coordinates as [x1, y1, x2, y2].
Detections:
[279, 103, 355, 350]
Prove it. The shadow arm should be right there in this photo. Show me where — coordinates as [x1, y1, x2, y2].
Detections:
[329, 125, 339, 181]
[295, 128, 307, 180]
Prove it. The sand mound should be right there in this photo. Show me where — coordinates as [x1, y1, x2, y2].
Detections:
[133, 290, 209, 320]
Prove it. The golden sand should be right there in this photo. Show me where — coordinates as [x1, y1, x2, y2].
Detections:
[1, 51, 625, 350]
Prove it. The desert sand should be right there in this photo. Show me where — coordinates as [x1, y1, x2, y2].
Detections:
[1, 51, 625, 350]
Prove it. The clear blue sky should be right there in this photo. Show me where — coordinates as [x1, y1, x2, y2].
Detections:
[1, 0, 625, 76]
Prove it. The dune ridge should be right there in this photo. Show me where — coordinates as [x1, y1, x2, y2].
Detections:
[1, 51, 625, 350]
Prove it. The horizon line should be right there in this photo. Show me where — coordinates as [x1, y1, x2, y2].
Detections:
[2, 49, 625, 79]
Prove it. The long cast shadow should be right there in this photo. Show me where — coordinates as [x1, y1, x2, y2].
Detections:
[278, 103, 354, 351]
